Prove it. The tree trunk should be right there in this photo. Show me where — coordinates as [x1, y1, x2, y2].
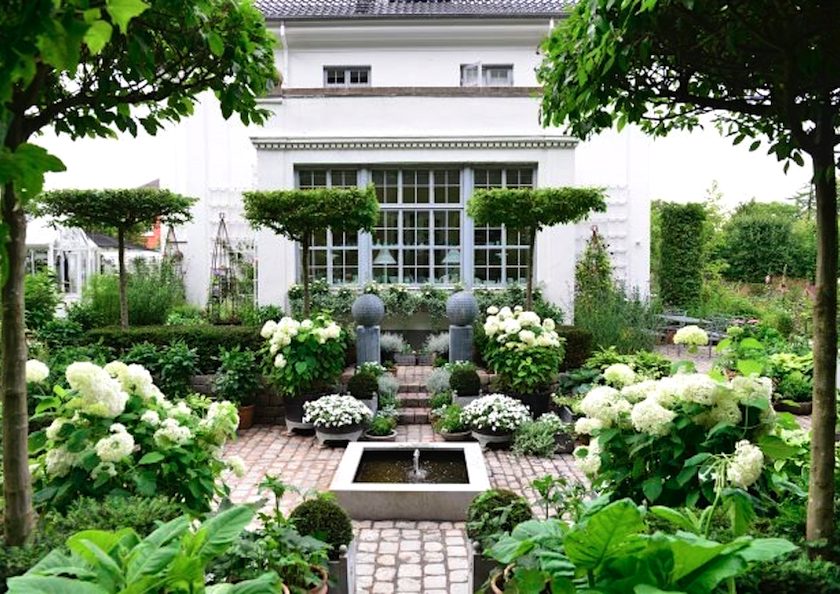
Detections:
[806, 139, 837, 547]
[525, 227, 537, 310]
[301, 232, 311, 317]
[1, 181, 34, 545]
[117, 228, 129, 328]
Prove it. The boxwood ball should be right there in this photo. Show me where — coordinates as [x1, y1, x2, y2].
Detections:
[352, 293, 385, 326]
[446, 291, 479, 326]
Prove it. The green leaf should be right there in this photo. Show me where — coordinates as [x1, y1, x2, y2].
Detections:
[756, 435, 799, 460]
[635, 585, 684, 594]
[106, 0, 150, 34]
[736, 538, 797, 563]
[84, 20, 113, 54]
[683, 452, 712, 467]
[207, 32, 224, 57]
[642, 476, 663, 502]
[649, 506, 698, 534]
[564, 499, 645, 571]
[736, 359, 763, 377]
[7, 576, 110, 594]
[192, 506, 253, 562]
[138, 451, 165, 465]
[207, 572, 281, 594]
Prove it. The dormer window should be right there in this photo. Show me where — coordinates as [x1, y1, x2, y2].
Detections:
[324, 66, 371, 87]
[460, 64, 513, 87]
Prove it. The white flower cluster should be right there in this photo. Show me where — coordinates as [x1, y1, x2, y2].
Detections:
[482, 306, 561, 350]
[26, 360, 50, 384]
[578, 386, 632, 427]
[303, 394, 373, 428]
[106, 361, 167, 406]
[630, 397, 676, 436]
[726, 440, 764, 488]
[673, 325, 709, 351]
[66, 362, 129, 417]
[154, 417, 193, 447]
[45, 447, 80, 478]
[94, 423, 136, 463]
[460, 394, 531, 432]
[603, 363, 636, 388]
[226, 455, 246, 478]
[262, 315, 342, 358]
[575, 439, 601, 477]
[199, 401, 239, 443]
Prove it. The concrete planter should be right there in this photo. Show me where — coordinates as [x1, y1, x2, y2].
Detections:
[453, 394, 480, 408]
[327, 540, 356, 594]
[285, 394, 323, 432]
[394, 353, 417, 366]
[315, 423, 364, 445]
[364, 430, 397, 441]
[356, 396, 378, 416]
[471, 428, 513, 449]
[416, 353, 435, 366]
[440, 430, 472, 442]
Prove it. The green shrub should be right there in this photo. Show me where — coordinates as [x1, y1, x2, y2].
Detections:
[45, 344, 113, 387]
[122, 341, 161, 371]
[156, 340, 199, 398]
[214, 347, 261, 406]
[574, 287, 660, 353]
[556, 326, 593, 370]
[289, 495, 354, 560]
[367, 414, 397, 436]
[433, 404, 467, 433]
[165, 304, 206, 326]
[86, 325, 263, 373]
[429, 390, 453, 410]
[347, 372, 378, 399]
[736, 553, 840, 594]
[425, 367, 452, 395]
[238, 303, 283, 327]
[24, 271, 60, 331]
[80, 274, 121, 326]
[449, 367, 481, 396]
[660, 203, 706, 307]
[512, 414, 568, 458]
[466, 489, 533, 551]
[35, 319, 85, 348]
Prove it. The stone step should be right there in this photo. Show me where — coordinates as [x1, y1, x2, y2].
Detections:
[397, 407, 430, 425]
[398, 382, 425, 393]
[397, 392, 430, 408]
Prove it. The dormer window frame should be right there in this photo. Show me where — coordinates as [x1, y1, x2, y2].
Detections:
[324, 65, 372, 88]
[460, 63, 514, 87]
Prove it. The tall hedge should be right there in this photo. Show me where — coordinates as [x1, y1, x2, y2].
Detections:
[659, 203, 706, 308]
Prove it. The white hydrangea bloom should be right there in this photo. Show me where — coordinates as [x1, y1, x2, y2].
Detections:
[673, 374, 719, 406]
[46, 418, 69, 441]
[517, 330, 536, 346]
[517, 311, 541, 328]
[103, 360, 129, 380]
[603, 363, 637, 388]
[542, 318, 556, 331]
[274, 354, 287, 368]
[66, 362, 129, 418]
[154, 418, 192, 447]
[45, 447, 79, 478]
[579, 386, 624, 424]
[620, 380, 660, 403]
[199, 401, 239, 443]
[26, 360, 50, 384]
[171, 401, 192, 418]
[727, 440, 764, 489]
[630, 397, 677, 436]
[708, 400, 743, 426]
[730, 375, 773, 406]
[575, 439, 601, 477]
[92, 461, 118, 480]
[301, 319, 314, 330]
[226, 455, 246, 478]
[141, 410, 161, 426]
[122, 364, 156, 397]
[574, 417, 604, 435]
[260, 320, 278, 338]
[486, 306, 499, 315]
[498, 306, 513, 320]
[673, 325, 709, 347]
[94, 424, 135, 463]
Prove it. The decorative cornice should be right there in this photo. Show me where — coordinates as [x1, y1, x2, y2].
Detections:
[271, 86, 541, 99]
[251, 136, 578, 151]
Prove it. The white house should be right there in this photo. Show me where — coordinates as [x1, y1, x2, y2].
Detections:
[245, 0, 651, 317]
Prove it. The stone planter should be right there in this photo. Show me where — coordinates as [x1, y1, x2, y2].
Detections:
[510, 390, 552, 417]
[416, 353, 435, 366]
[315, 423, 364, 445]
[471, 428, 513, 449]
[394, 353, 417, 366]
[470, 540, 500, 594]
[440, 429, 472, 442]
[774, 400, 813, 415]
[557, 404, 580, 424]
[364, 430, 397, 441]
[327, 540, 356, 594]
[284, 394, 322, 432]
[237, 404, 255, 430]
[356, 396, 378, 416]
[453, 394, 480, 408]
[555, 431, 575, 454]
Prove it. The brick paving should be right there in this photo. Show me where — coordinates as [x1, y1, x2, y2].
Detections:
[223, 425, 583, 593]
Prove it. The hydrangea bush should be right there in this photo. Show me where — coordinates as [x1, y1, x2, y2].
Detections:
[303, 394, 373, 428]
[573, 372, 793, 506]
[482, 306, 565, 395]
[460, 394, 531, 434]
[32, 361, 241, 512]
[261, 314, 346, 398]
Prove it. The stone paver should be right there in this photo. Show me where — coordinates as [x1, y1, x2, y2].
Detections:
[223, 425, 583, 593]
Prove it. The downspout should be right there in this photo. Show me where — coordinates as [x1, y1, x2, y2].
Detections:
[280, 20, 289, 86]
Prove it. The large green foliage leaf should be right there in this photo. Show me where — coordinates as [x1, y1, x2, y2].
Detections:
[564, 499, 645, 571]
[7, 576, 109, 594]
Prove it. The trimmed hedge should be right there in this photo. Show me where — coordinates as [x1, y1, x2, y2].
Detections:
[558, 325, 594, 370]
[86, 325, 264, 374]
[659, 203, 705, 308]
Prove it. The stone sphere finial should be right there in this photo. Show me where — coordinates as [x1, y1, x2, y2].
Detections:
[352, 294, 385, 326]
[446, 291, 479, 326]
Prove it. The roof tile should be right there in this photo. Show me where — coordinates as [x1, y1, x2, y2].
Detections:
[254, 0, 570, 19]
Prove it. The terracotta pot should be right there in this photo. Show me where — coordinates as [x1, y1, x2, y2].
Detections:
[237, 404, 255, 430]
[774, 400, 813, 415]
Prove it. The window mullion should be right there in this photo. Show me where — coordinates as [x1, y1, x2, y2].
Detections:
[463, 167, 474, 289]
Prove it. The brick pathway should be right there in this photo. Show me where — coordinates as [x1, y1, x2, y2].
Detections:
[223, 425, 583, 593]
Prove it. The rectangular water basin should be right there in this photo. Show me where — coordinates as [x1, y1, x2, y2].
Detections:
[330, 442, 490, 521]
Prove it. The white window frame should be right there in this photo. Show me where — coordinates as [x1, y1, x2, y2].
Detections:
[323, 66, 371, 88]
[460, 63, 514, 87]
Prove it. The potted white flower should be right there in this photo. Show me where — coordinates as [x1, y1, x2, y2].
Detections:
[460, 394, 531, 449]
[304, 394, 373, 445]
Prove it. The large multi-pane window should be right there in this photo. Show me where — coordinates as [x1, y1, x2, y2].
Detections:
[371, 169, 462, 284]
[294, 165, 534, 287]
[298, 169, 359, 284]
[473, 167, 534, 285]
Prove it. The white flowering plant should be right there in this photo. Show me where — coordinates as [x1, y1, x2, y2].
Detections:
[302, 394, 373, 428]
[573, 371, 799, 507]
[261, 314, 347, 399]
[460, 394, 531, 433]
[673, 324, 709, 353]
[481, 307, 565, 395]
[32, 361, 240, 512]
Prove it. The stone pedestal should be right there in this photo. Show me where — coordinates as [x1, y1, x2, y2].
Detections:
[352, 294, 385, 365]
[446, 291, 479, 363]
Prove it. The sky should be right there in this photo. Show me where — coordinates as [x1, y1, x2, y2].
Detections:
[39, 115, 813, 211]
